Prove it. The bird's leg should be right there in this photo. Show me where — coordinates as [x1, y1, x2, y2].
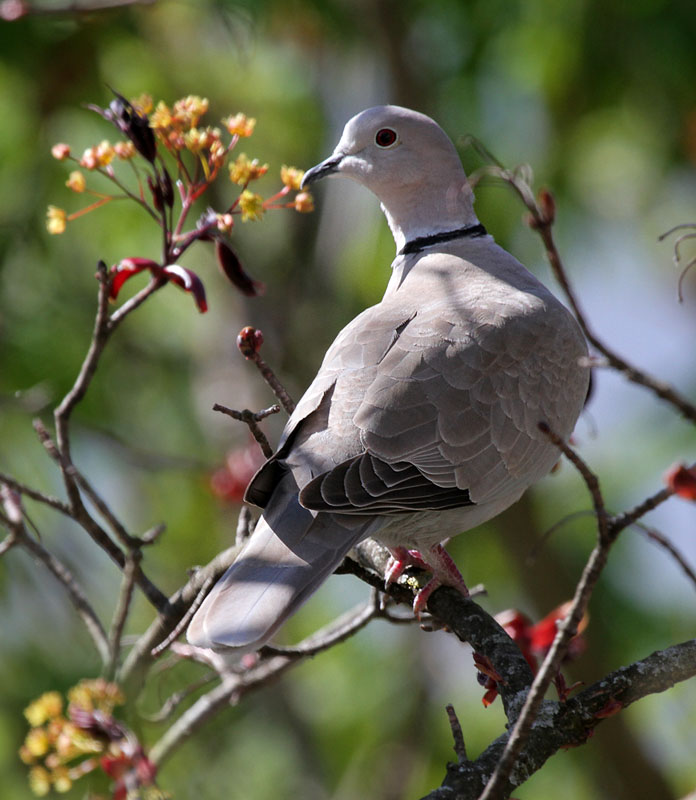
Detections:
[412, 544, 469, 615]
[386, 544, 469, 616]
[384, 546, 431, 586]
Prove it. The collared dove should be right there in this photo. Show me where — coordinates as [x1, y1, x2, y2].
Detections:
[187, 105, 590, 652]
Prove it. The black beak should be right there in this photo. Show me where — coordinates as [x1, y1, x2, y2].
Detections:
[301, 154, 343, 189]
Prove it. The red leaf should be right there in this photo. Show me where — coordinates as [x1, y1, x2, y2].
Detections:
[215, 240, 265, 296]
[664, 463, 696, 501]
[210, 443, 265, 503]
[162, 264, 208, 313]
[529, 601, 588, 660]
[481, 686, 499, 707]
[109, 258, 159, 300]
[496, 608, 537, 671]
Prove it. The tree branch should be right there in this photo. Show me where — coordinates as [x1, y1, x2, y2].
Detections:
[423, 638, 696, 800]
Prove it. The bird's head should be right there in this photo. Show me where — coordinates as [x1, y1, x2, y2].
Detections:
[301, 105, 477, 249]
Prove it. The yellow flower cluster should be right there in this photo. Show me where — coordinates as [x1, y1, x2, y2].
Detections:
[151, 95, 209, 132]
[20, 680, 125, 796]
[65, 171, 86, 193]
[150, 95, 214, 152]
[239, 189, 265, 221]
[68, 678, 124, 712]
[46, 205, 67, 235]
[294, 191, 314, 213]
[229, 153, 269, 185]
[222, 112, 256, 137]
[114, 140, 136, 159]
[46, 93, 316, 238]
[80, 140, 115, 170]
[280, 165, 305, 191]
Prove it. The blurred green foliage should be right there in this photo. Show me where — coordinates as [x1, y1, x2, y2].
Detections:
[1, 1, 695, 798]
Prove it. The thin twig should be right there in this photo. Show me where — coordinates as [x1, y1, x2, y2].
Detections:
[446, 704, 468, 764]
[117, 545, 239, 691]
[33, 418, 139, 549]
[142, 673, 218, 723]
[150, 576, 214, 658]
[259, 591, 381, 659]
[632, 521, 696, 590]
[150, 596, 383, 767]
[538, 422, 609, 540]
[108, 273, 167, 330]
[479, 428, 611, 800]
[249, 353, 295, 415]
[212, 404, 278, 458]
[1, 493, 112, 664]
[106, 555, 138, 679]
[0, 471, 72, 517]
[481, 165, 696, 424]
[31, 418, 169, 612]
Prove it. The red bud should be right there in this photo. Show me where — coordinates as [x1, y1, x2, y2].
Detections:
[664, 463, 696, 501]
[538, 188, 556, 224]
[237, 326, 264, 359]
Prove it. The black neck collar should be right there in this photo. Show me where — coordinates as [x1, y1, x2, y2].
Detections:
[399, 223, 488, 256]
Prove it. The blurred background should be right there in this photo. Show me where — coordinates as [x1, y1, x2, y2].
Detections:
[1, 1, 695, 798]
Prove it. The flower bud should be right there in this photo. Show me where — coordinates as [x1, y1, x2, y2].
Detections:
[51, 143, 70, 160]
[538, 188, 556, 225]
[236, 326, 264, 359]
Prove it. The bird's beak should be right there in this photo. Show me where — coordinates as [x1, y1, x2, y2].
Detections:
[301, 154, 343, 189]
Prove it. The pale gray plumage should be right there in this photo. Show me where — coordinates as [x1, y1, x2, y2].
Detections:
[187, 105, 590, 652]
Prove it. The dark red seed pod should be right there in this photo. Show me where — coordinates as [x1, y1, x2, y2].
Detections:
[215, 240, 265, 297]
[147, 175, 163, 212]
[159, 167, 174, 208]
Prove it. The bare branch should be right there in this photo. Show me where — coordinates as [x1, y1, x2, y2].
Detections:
[106, 555, 138, 679]
[31, 419, 170, 612]
[0, 488, 111, 665]
[33, 418, 139, 549]
[446, 704, 468, 764]
[478, 427, 611, 799]
[632, 521, 696, 591]
[117, 544, 240, 692]
[0, 471, 72, 517]
[477, 166, 696, 423]
[260, 592, 380, 659]
[247, 352, 295, 415]
[212, 403, 278, 458]
[149, 597, 383, 767]
[424, 638, 696, 800]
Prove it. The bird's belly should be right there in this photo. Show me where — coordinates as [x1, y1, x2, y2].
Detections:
[369, 489, 525, 551]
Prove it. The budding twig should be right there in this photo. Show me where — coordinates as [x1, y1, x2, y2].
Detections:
[212, 403, 279, 458]
[471, 164, 696, 424]
[446, 704, 468, 764]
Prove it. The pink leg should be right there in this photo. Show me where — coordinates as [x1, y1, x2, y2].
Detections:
[386, 544, 469, 615]
[385, 546, 430, 586]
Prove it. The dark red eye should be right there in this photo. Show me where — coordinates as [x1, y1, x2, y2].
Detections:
[375, 128, 397, 148]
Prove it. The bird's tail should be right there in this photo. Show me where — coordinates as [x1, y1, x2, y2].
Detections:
[187, 480, 378, 652]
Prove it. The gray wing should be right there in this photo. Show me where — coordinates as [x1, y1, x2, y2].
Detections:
[299, 452, 473, 513]
[249, 249, 588, 513]
[350, 293, 588, 505]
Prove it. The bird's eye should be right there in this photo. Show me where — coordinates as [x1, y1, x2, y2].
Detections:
[375, 128, 397, 148]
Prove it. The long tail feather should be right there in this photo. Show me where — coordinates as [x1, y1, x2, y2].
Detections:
[187, 479, 377, 652]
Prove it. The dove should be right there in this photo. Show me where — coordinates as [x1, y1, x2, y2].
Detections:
[187, 105, 590, 652]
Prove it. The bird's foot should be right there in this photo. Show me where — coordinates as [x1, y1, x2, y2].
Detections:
[384, 546, 430, 586]
[386, 544, 469, 616]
